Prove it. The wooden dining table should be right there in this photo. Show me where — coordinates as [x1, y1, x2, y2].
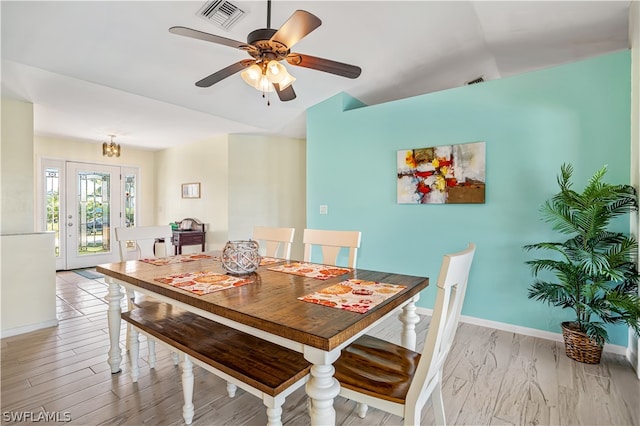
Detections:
[97, 253, 429, 426]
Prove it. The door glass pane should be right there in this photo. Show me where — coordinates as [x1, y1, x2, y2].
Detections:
[77, 171, 111, 255]
[45, 167, 61, 257]
[124, 174, 136, 250]
[124, 174, 136, 228]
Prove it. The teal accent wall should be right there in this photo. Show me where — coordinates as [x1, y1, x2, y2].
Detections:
[306, 50, 632, 346]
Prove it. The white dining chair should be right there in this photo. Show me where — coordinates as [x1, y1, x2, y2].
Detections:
[115, 225, 177, 367]
[252, 226, 295, 260]
[302, 228, 361, 268]
[333, 243, 476, 426]
[115, 225, 173, 261]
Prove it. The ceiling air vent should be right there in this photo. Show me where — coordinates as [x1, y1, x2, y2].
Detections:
[197, 0, 246, 31]
[466, 77, 485, 85]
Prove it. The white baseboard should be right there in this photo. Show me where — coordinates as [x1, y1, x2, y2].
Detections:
[0, 319, 59, 339]
[415, 307, 628, 356]
[627, 330, 639, 379]
[629, 346, 639, 379]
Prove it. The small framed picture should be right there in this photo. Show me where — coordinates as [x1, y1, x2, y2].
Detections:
[181, 182, 201, 199]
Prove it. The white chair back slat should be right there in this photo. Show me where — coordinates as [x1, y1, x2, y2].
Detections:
[115, 226, 173, 261]
[302, 228, 361, 268]
[406, 243, 476, 408]
[252, 226, 295, 260]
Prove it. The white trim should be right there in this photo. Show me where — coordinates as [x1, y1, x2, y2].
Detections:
[415, 307, 628, 356]
[629, 0, 640, 380]
[0, 319, 59, 339]
[628, 341, 639, 379]
[37, 157, 66, 270]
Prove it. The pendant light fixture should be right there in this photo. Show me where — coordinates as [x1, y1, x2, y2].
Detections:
[102, 135, 121, 157]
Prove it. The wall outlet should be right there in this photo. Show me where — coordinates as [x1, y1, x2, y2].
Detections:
[319, 205, 328, 215]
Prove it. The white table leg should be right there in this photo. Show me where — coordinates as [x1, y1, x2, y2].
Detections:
[125, 289, 134, 355]
[304, 347, 341, 426]
[181, 354, 195, 425]
[106, 277, 124, 374]
[226, 382, 237, 397]
[356, 402, 368, 418]
[128, 325, 139, 382]
[399, 294, 420, 351]
[148, 339, 157, 368]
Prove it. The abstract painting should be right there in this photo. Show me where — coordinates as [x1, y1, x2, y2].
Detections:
[397, 141, 485, 204]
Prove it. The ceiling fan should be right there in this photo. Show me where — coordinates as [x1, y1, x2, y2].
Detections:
[169, 0, 361, 103]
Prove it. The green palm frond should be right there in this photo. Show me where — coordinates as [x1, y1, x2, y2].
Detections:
[528, 281, 576, 308]
[603, 291, 640, 333]
[580, 321, 608, 345]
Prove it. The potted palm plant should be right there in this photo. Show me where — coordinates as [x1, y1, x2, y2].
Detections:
[523, 163, 640, 364]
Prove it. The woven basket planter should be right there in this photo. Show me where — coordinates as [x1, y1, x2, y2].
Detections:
[561, 321, 603, 364]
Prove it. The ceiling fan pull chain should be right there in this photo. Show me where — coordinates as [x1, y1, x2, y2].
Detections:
[261, 88, 270, 106]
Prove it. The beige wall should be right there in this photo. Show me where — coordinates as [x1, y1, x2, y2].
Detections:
[29, 123, 306, 257]
[228, 134, 306, 260]
[154, 135, 230, 251]
[1, 233, 57, 337]
[1, 98, 57, 336]
[154, 133, 307, 258]
[1, 97, 306, 335]
[1, 99, 35, 234]
[35, 135, 157, 226]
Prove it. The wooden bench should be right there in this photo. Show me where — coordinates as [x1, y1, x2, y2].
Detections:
[121, 304, 311, 426]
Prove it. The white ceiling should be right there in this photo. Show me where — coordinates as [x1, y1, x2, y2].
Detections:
[1, 1, 631, 151]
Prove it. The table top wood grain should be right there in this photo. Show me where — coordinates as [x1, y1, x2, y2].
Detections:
[97, 253, 429, 351]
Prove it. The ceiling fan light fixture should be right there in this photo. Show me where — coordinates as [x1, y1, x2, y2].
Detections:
[242, 61, 294, 93]
[265, 60, 295, 89]
[241, 64, 273, 92]
[240, 64, 261, 87]
[258, 74, 275, 92]
[246, 64, 262, 79]
[276, 72, 296, 90]
[266, 60, 284, 80]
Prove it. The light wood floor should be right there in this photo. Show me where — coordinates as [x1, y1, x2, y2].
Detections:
[1, 269, 639, 425]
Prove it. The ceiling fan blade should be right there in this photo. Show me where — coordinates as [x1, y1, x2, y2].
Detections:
[286, 53, 362, 79]
[270, 10, 321, 49]
[169, 26, 255, 52]
[274, 83, 296, 102]
[196, 60, 254, 88]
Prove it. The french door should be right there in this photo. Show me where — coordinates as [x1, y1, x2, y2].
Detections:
[39, 159, 138, 270]
[64, 162, 122, 269]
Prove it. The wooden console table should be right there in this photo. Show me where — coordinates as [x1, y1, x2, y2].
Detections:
[171, 218, 205, 254]
[171, 230, 205, 254]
